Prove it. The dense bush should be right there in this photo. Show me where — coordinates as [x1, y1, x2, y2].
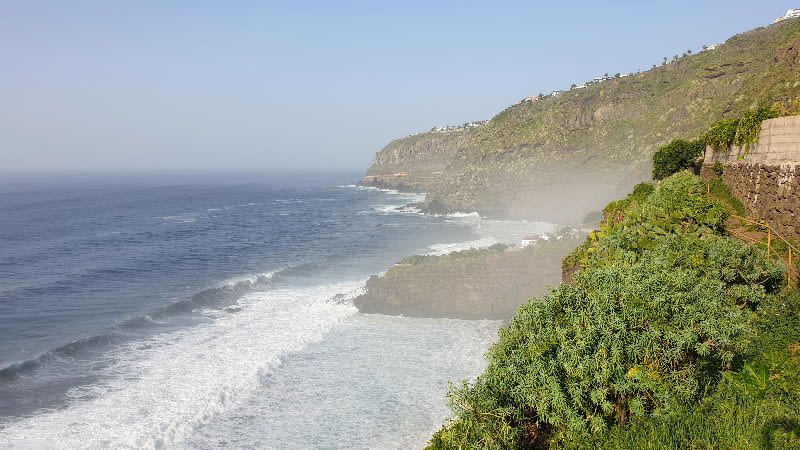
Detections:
[562, 290, 800, 450]
[734, 107, 779, 150]
[652, 139, 705, 180]
[772, 96, 800, 117]
[703, 118, 739, 151]
[712, 161, 724, 176]
[702, 107, 781, 155]
[601, 182, 654, 224]
[428, 173, 785, 449]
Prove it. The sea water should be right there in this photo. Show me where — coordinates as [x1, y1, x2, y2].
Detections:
[0, 173, 554, 448]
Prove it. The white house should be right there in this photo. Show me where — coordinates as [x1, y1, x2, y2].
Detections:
[774, 9, 800, 23]
[520, 235, 541, 247]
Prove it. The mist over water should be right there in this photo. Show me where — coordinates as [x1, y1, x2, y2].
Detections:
[0, 175, 554, 447]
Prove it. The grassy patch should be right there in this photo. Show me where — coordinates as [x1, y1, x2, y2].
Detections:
[708, 176, 747, 216]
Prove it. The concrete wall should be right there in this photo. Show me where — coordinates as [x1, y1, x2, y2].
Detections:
[703, 115, 800, 165]
[701, 116, 800, 241]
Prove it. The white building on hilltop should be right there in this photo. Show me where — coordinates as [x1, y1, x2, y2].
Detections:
[774, 8, 800, 23]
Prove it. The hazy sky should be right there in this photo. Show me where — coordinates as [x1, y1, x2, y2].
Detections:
[1, 1, 796, 174]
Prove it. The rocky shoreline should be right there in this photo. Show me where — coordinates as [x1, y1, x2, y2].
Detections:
[353, 236, 582, 320]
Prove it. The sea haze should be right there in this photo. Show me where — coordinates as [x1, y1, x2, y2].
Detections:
[0, 174, 552, 448]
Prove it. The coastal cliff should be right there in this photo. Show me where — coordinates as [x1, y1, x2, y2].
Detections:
[362, 19, 800, 223]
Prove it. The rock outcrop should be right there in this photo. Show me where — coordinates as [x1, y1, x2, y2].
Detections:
[353, 240, 578, 320]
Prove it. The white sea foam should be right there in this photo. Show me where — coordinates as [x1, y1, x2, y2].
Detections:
[372, 204, 423, 215]
[0, 281, 362, 449]
[476, 219, 558, 244]
[436, 211, 482, 224]
[425, 215, 558, 256]
[159, 213, 199, 224]
[339, 185, 425, 200]
[340, 185, 395, 192]
[186, 314, 500, 449]
[220, 271, 278, 288]
[426, 236, 500, 255]
[446, 211, 481, 218]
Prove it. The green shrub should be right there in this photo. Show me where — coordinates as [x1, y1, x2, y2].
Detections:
[708, 177, 746, 216]
[631, 182, 655, 200]
[652, 139, 705, 180]
[430, 234, 782, 449]
[602, 182, 655, 223]
[572, 173, 728, 274]
[713, 161, 724, 176]
[703, 118, 739, 151]
[429, 173, 784, 449]
[734, 107, 779, 150]
[562, 290, 800, 450]
[643, 172, 728, 233]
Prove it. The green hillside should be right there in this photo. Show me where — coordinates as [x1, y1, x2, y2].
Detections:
[364, 19, 800, 223]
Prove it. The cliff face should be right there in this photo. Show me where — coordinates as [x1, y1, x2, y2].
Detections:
[361, 19, 800, 223]
[361, 130, 468, 192]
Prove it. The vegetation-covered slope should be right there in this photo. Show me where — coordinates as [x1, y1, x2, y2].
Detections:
[363, 19, 800, 223]
[427, 172, 799, 449]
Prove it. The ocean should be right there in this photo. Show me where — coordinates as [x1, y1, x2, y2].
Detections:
[0, 173, 553, 448]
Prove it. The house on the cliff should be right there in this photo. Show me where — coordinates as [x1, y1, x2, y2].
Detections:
[521, 235, 541, 247]
[774, 8, 800, 23]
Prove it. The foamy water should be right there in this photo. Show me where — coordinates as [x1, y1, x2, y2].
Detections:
[188, 315, 499, 449]
[0, 179, 545, 448]
[0, 282, 362, 448]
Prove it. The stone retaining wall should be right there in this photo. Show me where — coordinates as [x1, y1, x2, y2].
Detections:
[701, 163, 800, 240]
[700, 116, 800, 241]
